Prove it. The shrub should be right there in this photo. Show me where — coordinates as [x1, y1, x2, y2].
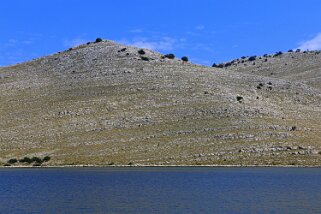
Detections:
[181, 56, 188, 62]
[140, 56, 149, 61]
[31, 157, 43, 164]
[138, 49, 145, 55]
[288, 49, 293, 52]
[224, 62, 232, 67]
[248, 56, 257, 61]
[43, 156, 51, 162]
[86, 42, 91, 45]
[95, 38, 103, 43]
[164, 53, 175, 59]
[236, 96, 243, 102]
[7, 159, 18, 164]
[181, 56, 188, 61]
[296, 49, 301, 53]
[19, 157, 32, 164]
[212, 63, 217, 67]
[217, 64, 224, 68]
[274, 51, 283, 57]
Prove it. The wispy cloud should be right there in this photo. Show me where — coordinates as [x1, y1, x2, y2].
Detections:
[123, 37, 180, 51]
[129, 29, 143, 33]
[63, 38, 87, 47]
[298, 33, 321, 50]
[195, 25, 205, 30]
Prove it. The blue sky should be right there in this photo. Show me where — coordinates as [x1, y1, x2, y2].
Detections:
[1, 0, 321, 66]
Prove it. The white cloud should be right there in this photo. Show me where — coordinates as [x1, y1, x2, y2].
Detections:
[126, 37, 177, 51]
[63, 38, 87, 47]
[298, 33, 321, 50]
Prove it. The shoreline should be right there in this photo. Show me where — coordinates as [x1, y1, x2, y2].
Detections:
[1, 164, 320, 169]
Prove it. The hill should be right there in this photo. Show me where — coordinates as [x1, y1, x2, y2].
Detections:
[1, 40, 321, 166]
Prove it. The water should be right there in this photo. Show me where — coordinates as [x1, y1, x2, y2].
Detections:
[0, 167, 320, 214]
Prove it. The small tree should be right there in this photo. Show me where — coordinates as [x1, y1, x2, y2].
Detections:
[181, 56, 188, 62]
[164, 54, 175, 59]
[95, 38, 103, 43]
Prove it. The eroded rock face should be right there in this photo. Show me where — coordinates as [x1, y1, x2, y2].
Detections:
[1, 40, 321, 166]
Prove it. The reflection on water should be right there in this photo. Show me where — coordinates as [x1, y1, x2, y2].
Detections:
[0, 167, 321, 213]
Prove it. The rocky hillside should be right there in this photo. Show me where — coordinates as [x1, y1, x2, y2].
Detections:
[1, 40, 321, 166]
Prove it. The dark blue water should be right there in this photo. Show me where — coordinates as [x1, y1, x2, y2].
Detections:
[0, 167, 321, 214]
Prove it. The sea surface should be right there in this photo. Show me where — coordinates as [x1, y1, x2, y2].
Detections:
[0, 167, 320, 213]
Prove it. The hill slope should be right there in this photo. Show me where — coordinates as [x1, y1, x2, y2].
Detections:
[1, 41, 321, 166]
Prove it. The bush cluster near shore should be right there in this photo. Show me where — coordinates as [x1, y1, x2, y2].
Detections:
[4, 156, 51, 167]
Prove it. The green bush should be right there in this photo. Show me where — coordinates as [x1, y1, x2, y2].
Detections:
[274, 51, 283, 57]
[95, 38, 103, 43]
[164, 53, 175, 59]
[138, 49, 146, 55]
[43, 156, 51, 162]
[7, 159, 18, 164]
[19, 157, 32, 164]
[31, 157, 43, 164]
[181, 56, 188, 62]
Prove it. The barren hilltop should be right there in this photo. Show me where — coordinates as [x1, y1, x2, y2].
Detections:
[1, 39, 321, 166]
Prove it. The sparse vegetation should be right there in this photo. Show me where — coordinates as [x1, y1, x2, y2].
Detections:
[6, 156, 52, 166]
[138, 49, 146, 55]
